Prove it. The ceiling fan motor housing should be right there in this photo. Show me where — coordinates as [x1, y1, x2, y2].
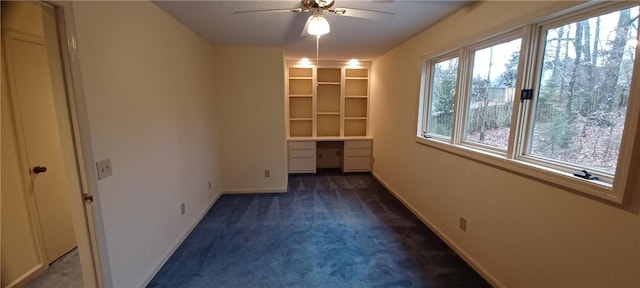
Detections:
[302, 0, 335, 9]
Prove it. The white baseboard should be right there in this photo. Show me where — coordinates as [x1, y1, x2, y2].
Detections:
[5, 264, 45, 288]
[371, 172, 504, 288]
[141, 189, 222, 287]
[223, 187, 287, 194]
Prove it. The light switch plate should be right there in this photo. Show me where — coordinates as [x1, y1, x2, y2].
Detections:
[96, 158, 112, 180]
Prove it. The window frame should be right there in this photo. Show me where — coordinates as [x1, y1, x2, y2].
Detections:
[419, 51, 461, 142]
[519, 2, 639, 187]
[457, 30, 526, 155]
[416, 1, 640, 204]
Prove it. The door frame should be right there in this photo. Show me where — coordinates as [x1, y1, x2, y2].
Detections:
[1, 2, 106, 287]
[42, 2, 110, 287]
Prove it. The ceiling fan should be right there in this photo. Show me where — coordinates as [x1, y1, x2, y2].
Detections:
[234, 0, 394, 36]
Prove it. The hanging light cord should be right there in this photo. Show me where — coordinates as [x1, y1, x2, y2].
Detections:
[316, 35, 320, 67]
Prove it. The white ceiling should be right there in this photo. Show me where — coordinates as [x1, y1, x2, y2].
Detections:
[154, 0, 468, 61]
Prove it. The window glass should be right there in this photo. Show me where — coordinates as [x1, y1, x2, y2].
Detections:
[427, 57, 459, 138]
[529, 6, 639, 174]
[465, 38, 522, 149]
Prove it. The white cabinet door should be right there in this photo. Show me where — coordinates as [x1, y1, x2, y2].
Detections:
[342, 140, 372, 172]
[288, 141, 316, 173]
[345, 140, 372, 149]
[289, 157, 316, 173]
[343, 156, 371, 172]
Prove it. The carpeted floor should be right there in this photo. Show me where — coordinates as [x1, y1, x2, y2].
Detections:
[148, 170, 490, 288]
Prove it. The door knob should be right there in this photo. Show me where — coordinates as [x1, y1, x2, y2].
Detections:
[33, 166, 47, 174]
[83, 193, 94, 204]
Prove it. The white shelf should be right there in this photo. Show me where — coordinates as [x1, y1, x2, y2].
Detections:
[286, 64, 369, 139]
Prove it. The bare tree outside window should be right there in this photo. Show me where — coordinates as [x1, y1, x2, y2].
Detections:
[530, 6, 639, 173]
[465, 39, 522, 150]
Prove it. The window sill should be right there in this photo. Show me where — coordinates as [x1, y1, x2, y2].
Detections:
[415, 136, 622, 204]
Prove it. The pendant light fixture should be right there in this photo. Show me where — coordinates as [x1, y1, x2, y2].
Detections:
[307, 11, 330, 36]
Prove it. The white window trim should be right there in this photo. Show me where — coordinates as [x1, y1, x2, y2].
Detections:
[419, 51, 461, 142]
[416, 2, 639, 204]
[415, 136, 617, 202]
[456, 29, 526, 155]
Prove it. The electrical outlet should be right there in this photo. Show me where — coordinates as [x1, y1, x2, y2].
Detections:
[459, 217, 467, 232]
[264, 169, 271, 178]
[96, 158, 112, 180]
[180, 203, 185, 215]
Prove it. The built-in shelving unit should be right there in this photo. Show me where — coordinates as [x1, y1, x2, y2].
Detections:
[316, 68, 341, 137]
[287, 67, 314, 137]
[344, 68, 369, 137]
[286, 63, 370, 138]
[286, 61, 372, 174]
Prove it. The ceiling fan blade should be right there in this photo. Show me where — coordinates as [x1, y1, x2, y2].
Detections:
[329, 7, 394, 19]
[234, 8, 306, 14]
[300, 15, 312, 37]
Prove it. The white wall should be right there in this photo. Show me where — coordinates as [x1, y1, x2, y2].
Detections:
[213, 46, 288, 193]
[72, 2, 222, 287]
[371, 1, 640, 287]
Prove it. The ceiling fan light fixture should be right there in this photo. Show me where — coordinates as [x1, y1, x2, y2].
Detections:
[307, 14, 330, 36]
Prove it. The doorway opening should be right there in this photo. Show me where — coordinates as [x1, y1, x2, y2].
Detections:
[1, 2, 101, 287]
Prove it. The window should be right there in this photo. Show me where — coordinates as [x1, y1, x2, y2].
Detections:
[463, 38, 522, 151]
[417, 2, 640, 203]
[424, 56, 459, 139]
[527, 5, 639, 178]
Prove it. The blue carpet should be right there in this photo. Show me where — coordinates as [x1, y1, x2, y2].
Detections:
[148, 170, 490, 288]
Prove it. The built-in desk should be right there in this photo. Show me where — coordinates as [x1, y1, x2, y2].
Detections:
[287, 137, 373, 174]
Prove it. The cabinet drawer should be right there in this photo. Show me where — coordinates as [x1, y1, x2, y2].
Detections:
[289, 141, 316, 149]
[289, 157, 316, 172]
[344, 140, 372, 149]
[344, 148, 371, 157]
[289, 149, 315, 158]
[343, 156, 371, 171]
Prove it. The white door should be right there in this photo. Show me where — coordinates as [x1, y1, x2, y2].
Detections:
[5, 34, 77, 264]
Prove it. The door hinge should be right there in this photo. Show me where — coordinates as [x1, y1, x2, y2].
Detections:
[83, 193, 94, 204]
[520, 89, 533, 101]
